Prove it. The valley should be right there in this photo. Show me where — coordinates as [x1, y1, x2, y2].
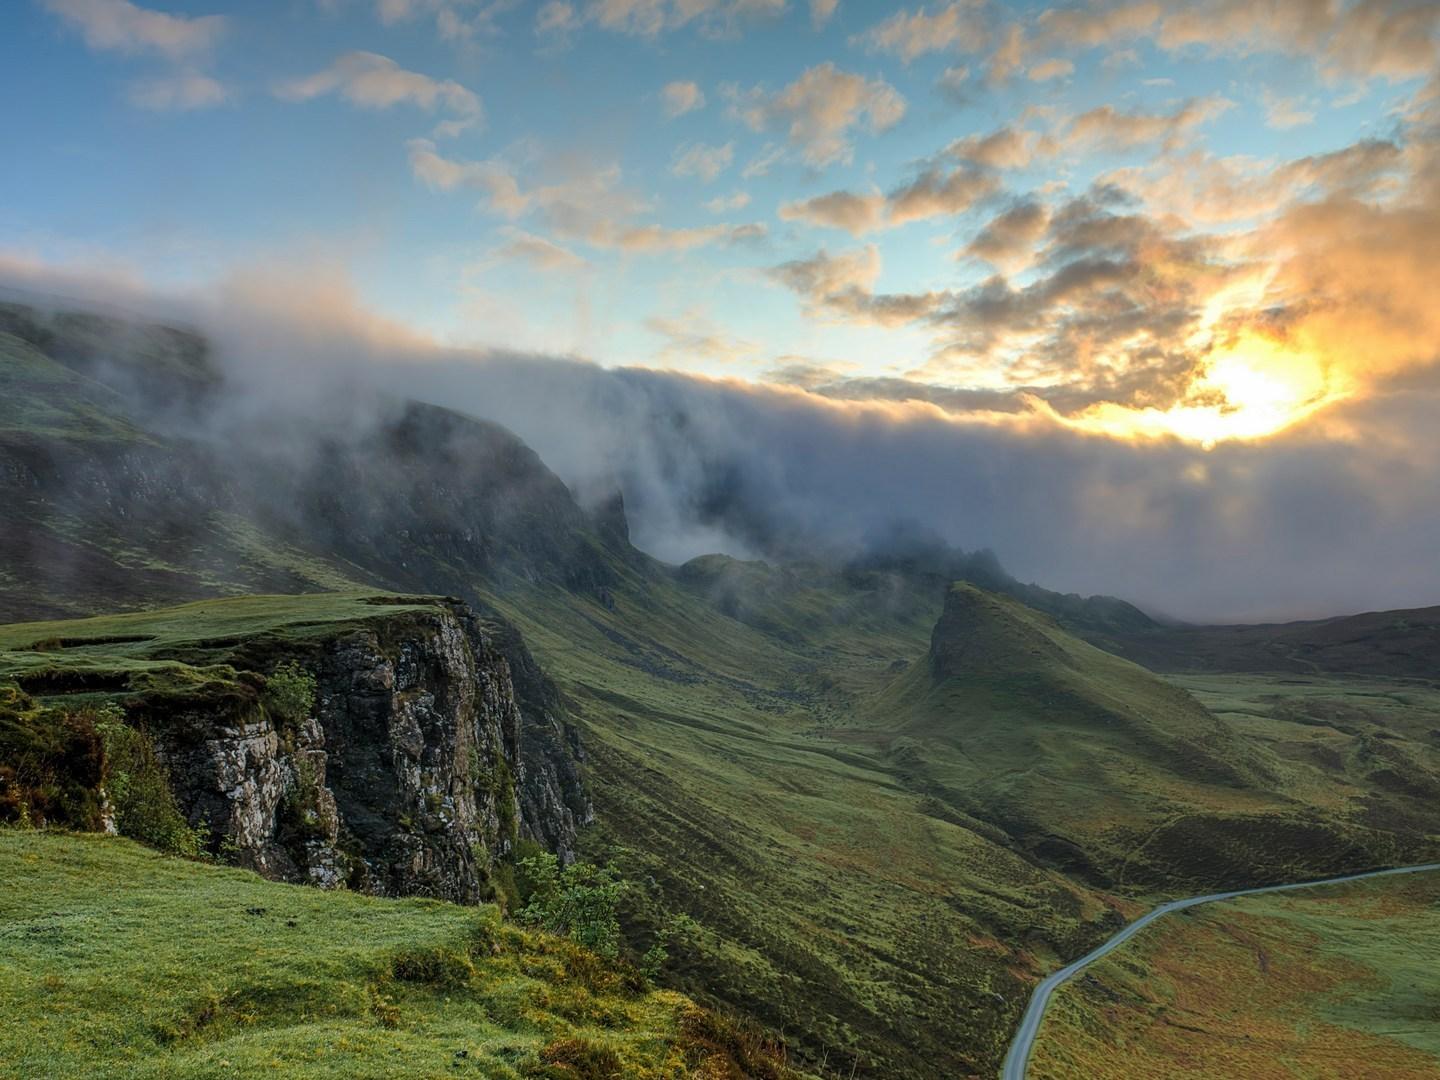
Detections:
[2, 302, 1439, 1079]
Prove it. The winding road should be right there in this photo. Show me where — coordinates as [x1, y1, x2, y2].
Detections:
[1000, 862, 1440, 1080]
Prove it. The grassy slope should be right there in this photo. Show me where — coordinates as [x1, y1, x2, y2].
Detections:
[1029, 869, 1440, 1079]
[4, 581, 1439, 1078]
[0, 831, 777, 1080]
[0, 331, 150, 446]
[486, 570, 1133, 1079]
[0, 592, 446, 710]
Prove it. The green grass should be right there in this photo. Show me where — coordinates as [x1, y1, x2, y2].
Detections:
[5, 580, 1439, 1079]
[1030, 870, 1440, 1079]
[488, 575, 1440, 1077]
[0, 830, 796, 1080]
[486, 573, 1129, 1078]
[0, 331, 149, 445]
[0, 591, 440, 692]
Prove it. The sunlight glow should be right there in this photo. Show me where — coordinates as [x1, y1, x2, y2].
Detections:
[1064, 335, 1342, 448]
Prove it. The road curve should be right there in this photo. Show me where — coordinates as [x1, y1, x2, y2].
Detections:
[1000, 862, 1440, 1080]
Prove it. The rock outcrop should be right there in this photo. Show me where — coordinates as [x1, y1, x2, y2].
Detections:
[144, 599, 585, 902]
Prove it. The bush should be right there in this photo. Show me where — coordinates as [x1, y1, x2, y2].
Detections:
[95, 709, 206, 857]
[0, 685, 105, 829]
[517, 852, 626, 959]
[641, 913, 698, 982]
[262, 661, 316, 725]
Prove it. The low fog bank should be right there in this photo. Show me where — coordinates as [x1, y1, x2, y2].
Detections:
[3, 266, 1437, 625]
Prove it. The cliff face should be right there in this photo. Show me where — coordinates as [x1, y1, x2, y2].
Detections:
[145, 600, 584, 902]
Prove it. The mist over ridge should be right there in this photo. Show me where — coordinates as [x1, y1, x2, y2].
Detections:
[3, 261, 1437, 626]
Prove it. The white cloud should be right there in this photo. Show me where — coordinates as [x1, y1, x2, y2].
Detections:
[535, 0, 580, 34]
[126, 71, 228, 110]
[741, 143, 786, 179]
[410, 142, 766, 255]
[537, 0, 787, 39]
[407, 139, 530, 217]
[42, 0, 225, 60]
[276, 51, 483, 136]
[779, 189, 887, 234]
[670, 141, 734, 183]
[936, 64, 970, 104]
[855, 4, 987, 61]
[704, 190, 751, 213]
[1027, 57, 1074, 81]
[661, 80, 706, 118]
[493, 228, 587, 271]
[735, 63, 906, 168]
[1262, 89, 1316, 130]
[810, 0, 838, 30]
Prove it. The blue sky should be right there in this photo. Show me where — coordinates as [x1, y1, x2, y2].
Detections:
[2, 0, 1437, 443]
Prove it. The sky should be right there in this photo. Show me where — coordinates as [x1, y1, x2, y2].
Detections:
[2, 0, 1439, 620]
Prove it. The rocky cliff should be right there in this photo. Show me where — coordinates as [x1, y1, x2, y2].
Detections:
[115, 597, 587, 902]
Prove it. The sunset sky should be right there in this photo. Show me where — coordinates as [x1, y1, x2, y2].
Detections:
[3, 0, 1439, 618]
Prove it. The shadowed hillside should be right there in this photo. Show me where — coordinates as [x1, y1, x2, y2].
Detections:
[1109, 605, 1440, 681]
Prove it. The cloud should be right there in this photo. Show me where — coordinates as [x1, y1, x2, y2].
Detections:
[661, 80, 706, 117]
[5, 249, 1440, 622]
[777, 162, 998, 235]
[493, 228, 587, 271]
[375, 0, 511, 42]
[936, 64, 971, 105]
[670, 141, 735, 183]
[1262, 90, 1316, 130]
[535, 0, 579, 34]
[601, 221, 766, 253]
[741, 143, 786, 178]
[537, 0, 787, 40]
[854, 3, 988, 61]
[985, 24, 1027, 84]
[734, 62, 906, 167]
[1027, 57, 1074, 81]
[125, 70, 228, 110]
[1062, 95, 1233, 153]
[769, 246, 946, 325]
[704, 190, 751, 213]
[947, 126, 1054, 169]
[887, 165, 1000, 226]
[962, 199, 1051, 271]
[409, 141, 764, 254]
[1154, 0, 1440, 83]
[778, 189, 887, 233]
[646, 309, 758, 367]
[1101, 138, 1404, 224]
[810, 0, 838, 29]
[407, 140, 530, 217]
[276, 52, 483, 136]
[42, 0, 225, 60]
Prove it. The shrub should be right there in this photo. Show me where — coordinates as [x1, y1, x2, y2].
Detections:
[262, 661, 317, 725]
[517, 853, 626, 960]
[0, 685, 105, 829]
[95, 709, 206, 857]
[641, 913, 698, 982]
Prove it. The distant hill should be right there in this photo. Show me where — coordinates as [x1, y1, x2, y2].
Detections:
[856, 584, 1428, 888]
[1109, 605, 1440, 681]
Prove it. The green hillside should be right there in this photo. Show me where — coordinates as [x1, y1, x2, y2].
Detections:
[0, 831, 792, 1080]
[2, 302, 1439, 1079]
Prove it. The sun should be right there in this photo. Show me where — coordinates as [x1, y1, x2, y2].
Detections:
[1065, 335, 1341, 448]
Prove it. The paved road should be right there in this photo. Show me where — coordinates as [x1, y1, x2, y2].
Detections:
[1000, 862, 1440, 1080]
